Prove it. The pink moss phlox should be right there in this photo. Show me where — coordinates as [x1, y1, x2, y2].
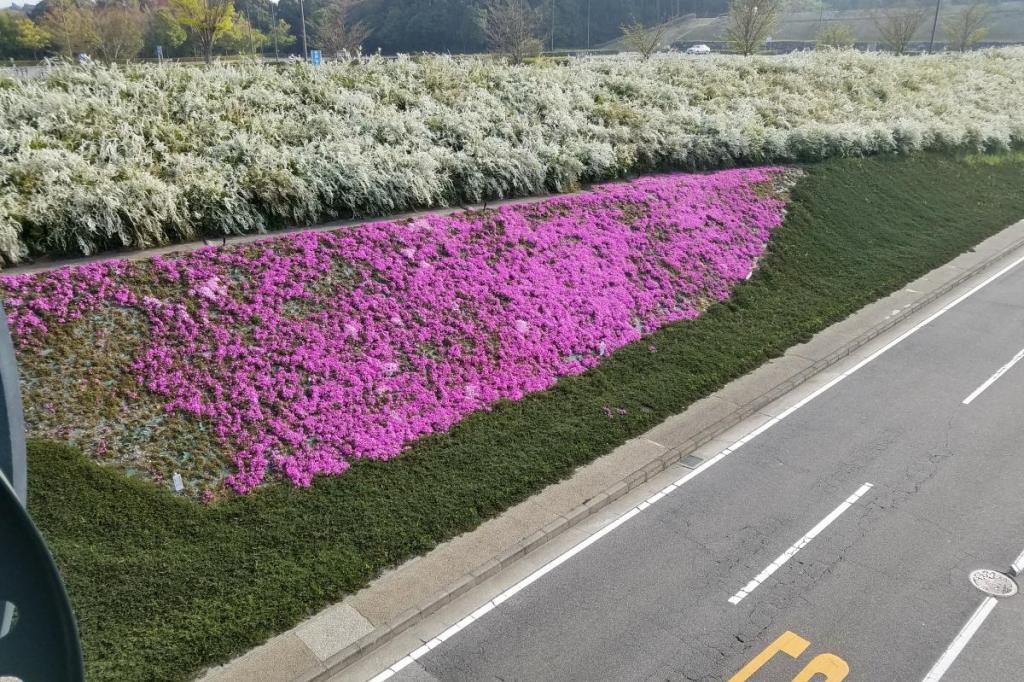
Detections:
[1, 169, 787, 493]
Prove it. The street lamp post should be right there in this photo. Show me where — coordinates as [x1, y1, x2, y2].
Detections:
[550, 0, 556, 52]
[587, 0, 591, 49]
[299, 0, 309, 60]
[928, 0, 941, 53]
[271, 0, 280, 61]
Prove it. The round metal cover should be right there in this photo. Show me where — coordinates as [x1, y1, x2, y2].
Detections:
[969, 569, 1018, 597]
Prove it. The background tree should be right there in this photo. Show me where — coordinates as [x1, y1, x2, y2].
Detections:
[816, 21, 855, 48]
[620, 20, 668, 59]
[41, 0, 97, 57]
[0, 13, 22, 58]
[10, 15, 50, 58]
[170, 0, 235, 62]
[723, 0, 782, 55]
[313, 0, 370, 56]
[872, 4, 928, 54]
[91, 0, 147, 61]
[145, 7, 188, 57]
[483, 0, 542, 64]
[219, 13, 269, 53]
[267, 17, 295, 57]
[942, 1, 989, 52]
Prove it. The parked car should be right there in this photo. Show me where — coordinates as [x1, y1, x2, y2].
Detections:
[685, 44, 712, 55]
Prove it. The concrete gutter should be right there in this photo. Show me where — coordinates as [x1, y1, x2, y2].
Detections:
[195, 219, 1024, 682]
[3, 192, 573, 277]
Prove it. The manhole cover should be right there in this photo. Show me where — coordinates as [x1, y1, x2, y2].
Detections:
[969, 569, 1018, 597]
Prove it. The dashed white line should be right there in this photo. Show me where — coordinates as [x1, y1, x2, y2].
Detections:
[962, 346, 1024, 405]
[365, 252, 1024, 681]
[728, 483, 874, 605]
[921, 596, 999, 682]
[1010, 547, 1024, 576]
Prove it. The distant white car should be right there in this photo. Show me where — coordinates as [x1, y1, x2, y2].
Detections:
[685, 44, 712, 55]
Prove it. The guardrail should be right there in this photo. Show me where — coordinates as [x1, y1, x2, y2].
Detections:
[0, 302, 84, 681]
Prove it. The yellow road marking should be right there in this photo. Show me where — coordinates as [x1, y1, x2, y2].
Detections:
[793, 653, 849, 682]
[729, 630, 849, 682]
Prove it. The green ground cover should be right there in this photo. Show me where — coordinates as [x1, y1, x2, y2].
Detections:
[24, 153, 1024, 680]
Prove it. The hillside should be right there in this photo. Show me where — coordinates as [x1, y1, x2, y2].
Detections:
[601, 2, 1024, 49]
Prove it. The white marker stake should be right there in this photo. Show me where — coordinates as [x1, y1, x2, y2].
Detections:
[921, 597, 998, 681]
[962, 346, 1024, 405]
[728, 483, 873, 605]
[172, 472, 184, 493]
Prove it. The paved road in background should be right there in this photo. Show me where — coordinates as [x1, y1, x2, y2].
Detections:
[389, 258, 1024, 681]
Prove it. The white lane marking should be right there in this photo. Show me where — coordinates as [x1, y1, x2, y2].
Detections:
[962, 346, 1024, 405]
[921, 596, 999, 682]
[1011, 547, 1024, 576]
[727, 483, 873, 605]
[366, 253, 1024, 681]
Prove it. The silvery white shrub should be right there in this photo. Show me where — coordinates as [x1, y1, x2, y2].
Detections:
[1, 49, 1024, 262]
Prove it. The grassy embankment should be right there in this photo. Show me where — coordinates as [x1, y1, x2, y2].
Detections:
[25, 152, 1024, 680]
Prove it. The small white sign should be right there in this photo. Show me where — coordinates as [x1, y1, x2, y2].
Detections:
[172, 472, 184, 493]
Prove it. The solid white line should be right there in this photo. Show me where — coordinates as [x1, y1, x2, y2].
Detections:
[962, 346, 1024, 405]
[1011, 547, 1024, 576]
[921, 597, 999, 682]
[365, 252, 1024, 681]
[727, 483, 873, 605]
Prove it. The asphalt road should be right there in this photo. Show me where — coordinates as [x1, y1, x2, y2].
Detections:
[386, 257, 1024, 682]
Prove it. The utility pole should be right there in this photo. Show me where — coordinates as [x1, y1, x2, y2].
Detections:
[299, 0, 309, 60]
[928, 0, 941, 53]
[587, 0, 591, 49]
[550, 0, 555, 52]
[244, 10, 255, 56]
[271, 1, 280, 60]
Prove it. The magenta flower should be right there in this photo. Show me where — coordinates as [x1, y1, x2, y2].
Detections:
[1, 168, 787, 493]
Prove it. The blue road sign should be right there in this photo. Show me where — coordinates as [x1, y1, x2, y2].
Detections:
[310, 49, 322, 66]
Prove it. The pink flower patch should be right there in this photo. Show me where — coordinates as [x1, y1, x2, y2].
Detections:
[1, 168, 787, 493]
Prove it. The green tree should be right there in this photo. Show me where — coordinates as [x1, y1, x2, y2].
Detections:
[942, 1, 989, 52]
[0, 13, 21, 58]
[816, 21, 855, 49]
[267, 17, 295, 58]
[170, 0, 236, 62]
[15, 16, 51, 57]
[219, 13, 269, 54]
[145, 7, 188, 57]
[620, 20, 668, 59]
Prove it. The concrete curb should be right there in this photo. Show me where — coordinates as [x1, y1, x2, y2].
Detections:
[195, 220, 1024, 682]
[308, 228, 1024, 682]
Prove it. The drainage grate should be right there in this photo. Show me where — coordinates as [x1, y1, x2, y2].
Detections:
[969, 569, 1018, 597]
